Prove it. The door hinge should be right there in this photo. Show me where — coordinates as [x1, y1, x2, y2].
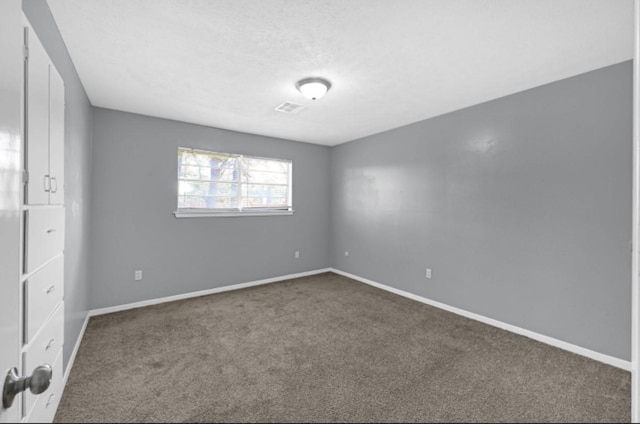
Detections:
[22, 170, 28, 185]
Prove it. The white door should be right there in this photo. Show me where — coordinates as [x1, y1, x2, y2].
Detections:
[632, 1, 639, 421]
[0, 1, 25, 422]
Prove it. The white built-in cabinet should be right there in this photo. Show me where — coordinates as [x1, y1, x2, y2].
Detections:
[24, 23, 64, 206]
[20, 18, 65, 424]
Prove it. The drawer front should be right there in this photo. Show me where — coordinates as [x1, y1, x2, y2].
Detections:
[25, 350, 63, 424]
[25, 208, 65, 274]
[23, 302, 64, 417]
[25, 255, 64, 342]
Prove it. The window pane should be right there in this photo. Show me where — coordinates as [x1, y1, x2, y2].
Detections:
[179, 181, 239, 197]
[179, 150, 239, 167]
[178, 165, 240, 181]
[179, 165, 239, 183]
[243, 157, 289, 173]
[178, 195, 207, 209]
[245, 197, 288, 207]
[246, 170, 288, 185]
[178, 148, 291, 212]
[245, 184, 288, 198]
[178, 195, 238, 209]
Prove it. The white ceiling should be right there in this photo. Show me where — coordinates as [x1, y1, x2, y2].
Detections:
[46, 0, 633, 146]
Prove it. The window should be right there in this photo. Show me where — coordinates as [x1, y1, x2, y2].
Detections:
[175, 147, 293, 217]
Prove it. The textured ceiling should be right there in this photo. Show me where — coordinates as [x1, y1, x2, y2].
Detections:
[46, 0, 633, 146]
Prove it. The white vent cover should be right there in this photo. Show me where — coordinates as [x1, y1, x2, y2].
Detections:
[274, 102, 306, 114]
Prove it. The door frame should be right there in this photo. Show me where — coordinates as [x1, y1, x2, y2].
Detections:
[0, 0, 25, 423]
[633, 1, 639, 422]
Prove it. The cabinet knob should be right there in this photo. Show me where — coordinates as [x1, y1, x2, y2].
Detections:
[46, 285, 55, 294]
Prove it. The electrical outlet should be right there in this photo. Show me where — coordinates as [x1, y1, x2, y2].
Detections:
[344, 251, 349, 257]
[294, 251, 300, 259]
[426, 268, 432, 279]
[134, 270, 143, 281]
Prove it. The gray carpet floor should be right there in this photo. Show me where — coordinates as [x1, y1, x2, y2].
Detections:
[55, 272, 630, 422]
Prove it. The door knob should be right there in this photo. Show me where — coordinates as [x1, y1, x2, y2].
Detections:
[2, 364, 52, 409]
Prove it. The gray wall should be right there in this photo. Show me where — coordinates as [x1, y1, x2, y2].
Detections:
[90, 108, 331, 309]
[330, 61, 633, 361]
[20, 1, 631, 364]
[22, 0, 94, 370]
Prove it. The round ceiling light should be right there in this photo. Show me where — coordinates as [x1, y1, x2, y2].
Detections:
[296, 77, 331, 100]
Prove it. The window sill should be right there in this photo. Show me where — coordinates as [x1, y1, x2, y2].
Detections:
[173, 210, 294, 218]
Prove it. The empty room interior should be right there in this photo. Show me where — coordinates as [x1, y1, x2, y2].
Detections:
[1, 0, 639, 422]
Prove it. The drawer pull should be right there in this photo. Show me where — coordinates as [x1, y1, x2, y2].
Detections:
[46, 285, 56, 294]
[45, 338, 55, 350]
[45, 393, 55, 407]
[46, 228, 56, 234]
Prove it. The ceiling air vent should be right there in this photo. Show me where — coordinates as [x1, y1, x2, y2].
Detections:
[274, 102, 306, 114]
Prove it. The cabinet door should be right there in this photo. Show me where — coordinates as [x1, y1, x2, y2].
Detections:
[24, 255, 64, 343]
[24, 207, 65, 274]
[25, 27, 50, 205]
[48, 64, 64, 205]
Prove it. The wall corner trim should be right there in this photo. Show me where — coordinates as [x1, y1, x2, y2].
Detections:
[329, 268, 631, 372]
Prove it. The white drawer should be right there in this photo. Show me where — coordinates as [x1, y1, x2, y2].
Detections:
[25, 350, 63, 424]
[23, 302, 64, 417]
[25, 208, 65, 274]
[25, 255, 64, 343]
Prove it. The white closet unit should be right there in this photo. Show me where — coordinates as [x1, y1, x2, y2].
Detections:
[21, 19, 65, 424]
[24, 25, 64, 206]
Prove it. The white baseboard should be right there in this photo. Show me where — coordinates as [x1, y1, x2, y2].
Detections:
[89, 268, 332, 317]
[62, 265, 630, 406]
[61, 312, 90, 389]
[330, 268, 631, 372]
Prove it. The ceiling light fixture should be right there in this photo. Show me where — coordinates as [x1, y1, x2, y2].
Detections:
[296, 77, 331, 100]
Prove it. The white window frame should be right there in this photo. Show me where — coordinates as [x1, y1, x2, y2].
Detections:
[174, 147, 294, 218]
